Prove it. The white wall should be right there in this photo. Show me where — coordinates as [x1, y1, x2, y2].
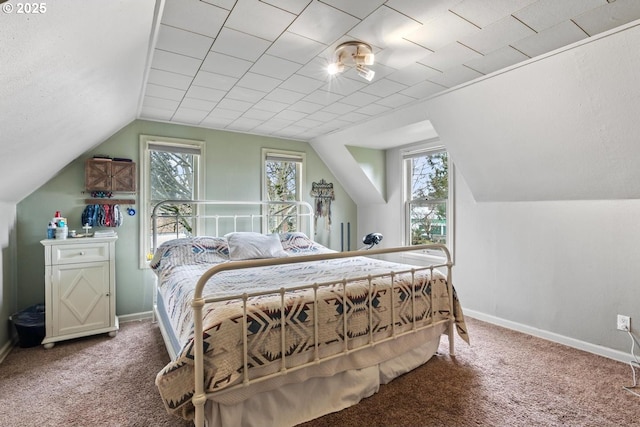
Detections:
[454, 170, 640, 355]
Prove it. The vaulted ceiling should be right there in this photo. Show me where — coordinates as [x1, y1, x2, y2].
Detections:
[2, 0, 640, 204]
[141, 0, 640, 142]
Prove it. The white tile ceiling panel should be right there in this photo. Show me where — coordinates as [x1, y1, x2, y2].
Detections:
[265, 88, 307, 104]
[321, 102, 358, 115]
[386, 63, 441, 86]
[250, 55, 302, 80]
[201, 115, 235, 127]
[229, 117, 264, 131]
[192, 71, 238, 91]
[303, 90, 343, 106]
[242, 108, 277, 120]
[320, 0, 385, 19]
[186, 86, 226, 102]
[279, 74, 326, 94]
[574, 0, 640, 36]
[216, 98, 254, 112]
[201, 52, 253, 77]
[357, 103, 392, 116]
[288, 100, 324, 114]
[236, 72, 283, 92]
[512, 21, 588, 58]
[142, 96, 180, 111]
[339, 111, 371, 123]
[385, 0, 463, 24]
[459, 15, 535, 55]
[140, 106, 175, 121]
[202, 0, 236, 11]
[226, 86, 267, 103]
[288, 1, 360, 45]
[173, 108, 209, 123]
[253, 99, 290, 113]
[514, 0, 606, 33]
[212, 28, 271, 62]
[399, 80, 446, 99]
[274, 109, 308, 121]
[145, 83, 186, 101]
[426, 64, 483, 88]
[180, 97, 218, 112]
[162, 0, 228, 38]
[137, 0, 639, 142]
[253, 120, 294, 133]
[306, 110, 338, 122]
[348, 6, 423, 49]
[156, 25, 213, 60]
[340, 92, 381, 107]
[147, 69, 193, 90]
[262, 0, 312, 15]
[225, 0, 296, 41]
[296, 57, 333, 81]
[267, 32, 327, 65]
[207, 108, 244, 120]
[451, 0, 538, 28]
[296, 117, 325, 128]
[151, 49, 202, 76]
[360, 78, 408, 97]
[464, 45, 530, 75]
[374, 38, 432, 69]
[418, 42, 483, 72]
[376, 93, 416, 108]
[405, 11, 480, 51]
[323, 77, 367, 96]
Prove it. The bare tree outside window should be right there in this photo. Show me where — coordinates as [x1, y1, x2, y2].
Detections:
[150, 150, 196, 239]
[407, 151, 448, 245]
[264, 151, 303, 233]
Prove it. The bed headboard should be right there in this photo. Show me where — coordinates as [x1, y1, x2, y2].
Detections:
[151, 200, 315, 252]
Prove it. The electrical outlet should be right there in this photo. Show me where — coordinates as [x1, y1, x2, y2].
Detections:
[617, 314, 631, 331]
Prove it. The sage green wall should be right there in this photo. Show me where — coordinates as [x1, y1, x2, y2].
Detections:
[346, 145, 386, 200]
[16, 119, 357, 316]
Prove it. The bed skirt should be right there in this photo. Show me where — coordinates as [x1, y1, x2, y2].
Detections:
[203, 323, 445, 427]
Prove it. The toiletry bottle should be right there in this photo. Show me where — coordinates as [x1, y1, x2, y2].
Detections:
[47, 221, 56, 239]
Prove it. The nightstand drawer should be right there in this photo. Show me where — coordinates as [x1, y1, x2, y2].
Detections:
[51, 242, 110, 264]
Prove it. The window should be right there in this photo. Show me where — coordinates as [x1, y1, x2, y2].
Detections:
[139, 136, 204, 267]
[262, 149, 305, 233]
[403, 145, 453, 258]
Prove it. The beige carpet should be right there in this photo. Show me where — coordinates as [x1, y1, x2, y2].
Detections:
[1, 317, 638, 426]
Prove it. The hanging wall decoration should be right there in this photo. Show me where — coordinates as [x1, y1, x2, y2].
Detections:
[310, 179, 335, 233]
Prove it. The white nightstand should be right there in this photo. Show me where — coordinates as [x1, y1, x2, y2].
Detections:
[40, 236, 119, 348]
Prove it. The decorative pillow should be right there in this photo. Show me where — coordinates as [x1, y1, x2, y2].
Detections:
[150, 236, 229, 271]
[279, 232, 334, 255]
[225, 232, 288, 261]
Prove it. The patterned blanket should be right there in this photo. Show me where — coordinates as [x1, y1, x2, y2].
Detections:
[151, 233, 468, 420]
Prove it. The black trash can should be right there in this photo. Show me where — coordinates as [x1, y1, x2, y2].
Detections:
[10, 304, 45, 348]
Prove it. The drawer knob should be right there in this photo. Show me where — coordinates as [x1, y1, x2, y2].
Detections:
[79, 251, 85, 256]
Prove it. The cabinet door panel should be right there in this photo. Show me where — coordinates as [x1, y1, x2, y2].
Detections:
[111, 161, 136, 191]
[52, 262, 110, 336]
[85, 159, 111, 190]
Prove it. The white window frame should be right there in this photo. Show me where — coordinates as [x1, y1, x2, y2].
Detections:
[261, 148, 305, 233]
[139, 135, 205, 268]
[401, 142, 455, 263]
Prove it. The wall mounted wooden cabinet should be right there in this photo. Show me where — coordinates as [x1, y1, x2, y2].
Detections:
[85, 158, 136, 192]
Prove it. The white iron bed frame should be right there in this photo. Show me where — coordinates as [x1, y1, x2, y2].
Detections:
[151, 200, 457, 427]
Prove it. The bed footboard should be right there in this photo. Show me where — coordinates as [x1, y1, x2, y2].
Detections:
[187, 244, 462, 427]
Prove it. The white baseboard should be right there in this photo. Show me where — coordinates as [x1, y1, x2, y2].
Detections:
[464, 309, 632, 364]
[118, 311, 153, 323]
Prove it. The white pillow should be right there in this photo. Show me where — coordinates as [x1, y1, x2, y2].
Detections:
[225, 232, 288, 261]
